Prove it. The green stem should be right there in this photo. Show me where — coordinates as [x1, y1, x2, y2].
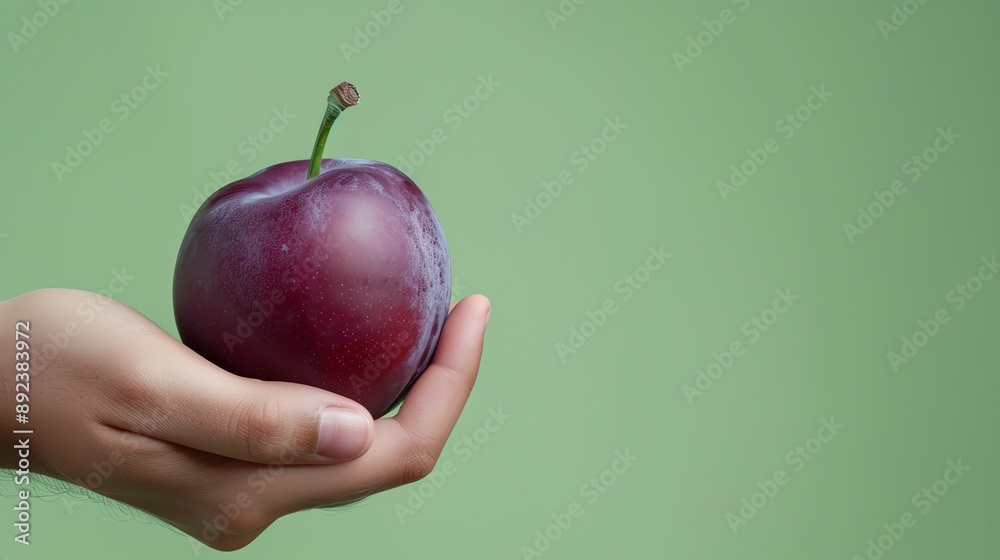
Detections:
[307, 82, 359, 180]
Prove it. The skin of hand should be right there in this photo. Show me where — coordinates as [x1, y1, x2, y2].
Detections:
[0, 288, 490, 551]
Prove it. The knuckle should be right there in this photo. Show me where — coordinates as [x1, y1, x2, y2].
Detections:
[106, 368, 161, 410]
[441, 363, 477, 392]
[227, 396, 298, 462]
[195, 505, 273, 550]
[225, 508, 272, 535]
[203, 539, 249, 553]
[398, 440, 441, 484]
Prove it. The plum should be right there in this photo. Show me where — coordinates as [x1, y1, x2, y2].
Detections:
[173, 83, 450, 417]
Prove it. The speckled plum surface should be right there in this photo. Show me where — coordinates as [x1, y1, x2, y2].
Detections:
[173, 158, 450, 417]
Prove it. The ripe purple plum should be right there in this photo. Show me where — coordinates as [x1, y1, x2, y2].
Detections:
[173, 83, 450, 417]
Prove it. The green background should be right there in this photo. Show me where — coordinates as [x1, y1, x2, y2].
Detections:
[2, 0, 998, 558]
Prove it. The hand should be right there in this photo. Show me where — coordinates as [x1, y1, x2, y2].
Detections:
[0, 288, 490, 550]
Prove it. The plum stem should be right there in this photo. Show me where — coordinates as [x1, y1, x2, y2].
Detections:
[307, 82, 360, 180]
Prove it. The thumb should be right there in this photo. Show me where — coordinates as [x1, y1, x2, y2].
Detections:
[107, 336, 376, 465]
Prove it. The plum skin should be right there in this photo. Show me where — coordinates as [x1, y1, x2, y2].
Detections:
[173, 158, 451, 418]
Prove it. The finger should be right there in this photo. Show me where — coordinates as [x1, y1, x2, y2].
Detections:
[101, 333, 375, 465]
[267, 295, 490, 510]
[391, 294, 491, 448]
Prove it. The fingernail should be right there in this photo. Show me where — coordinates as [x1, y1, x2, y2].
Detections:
[485, 306, 491, 326]
[317, 407, 371, 459]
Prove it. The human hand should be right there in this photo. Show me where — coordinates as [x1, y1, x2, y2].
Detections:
[0, 288, 489, 550]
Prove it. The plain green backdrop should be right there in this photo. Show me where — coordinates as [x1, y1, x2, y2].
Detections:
[2, 1, 998, 558]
